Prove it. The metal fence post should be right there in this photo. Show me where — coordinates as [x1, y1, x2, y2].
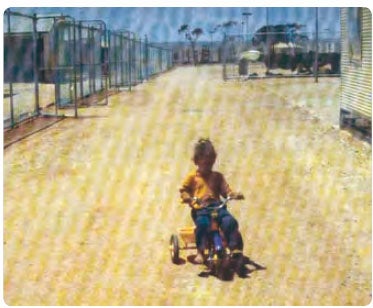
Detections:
[144, 35, 149, 80]
[104, 29, 109, 105]
[7, 10, 15, 128]
[315, 7, 319, 83]
[32, 13, 40, 116]
[128, 34, 132, 91]
[73, 20, 78, 118]
[222, 34, 227, 81]
[107, 30, 112, 89]
[139, 38, 143, 83]
[78, 22, 84, 103]
[53, 19, 59, 116]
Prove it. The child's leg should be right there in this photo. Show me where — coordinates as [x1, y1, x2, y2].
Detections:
[230, 229, 244, 251]
[194, 213, 210, 251]
[190, 209, 197, 223]
[218, 210, 243, 251]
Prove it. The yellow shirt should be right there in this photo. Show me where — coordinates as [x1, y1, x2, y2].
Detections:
[179, 170, 233, 208]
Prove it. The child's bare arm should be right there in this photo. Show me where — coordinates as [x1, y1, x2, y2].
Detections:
[228, 192, 245, 200]
[220, 173, 244, 200]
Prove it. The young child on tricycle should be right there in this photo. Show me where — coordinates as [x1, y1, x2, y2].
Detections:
[179, 138, 245, 264]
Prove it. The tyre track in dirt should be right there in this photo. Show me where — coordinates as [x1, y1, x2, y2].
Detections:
[3, 65, 371, 305]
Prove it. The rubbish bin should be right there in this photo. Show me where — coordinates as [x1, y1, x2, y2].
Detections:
[238, 58, 248, 75]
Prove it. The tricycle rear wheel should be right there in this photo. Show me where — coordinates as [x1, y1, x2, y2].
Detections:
[170, 234, 180, 264]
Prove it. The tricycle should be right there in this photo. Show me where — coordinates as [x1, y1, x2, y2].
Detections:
[169, 196, 245, 280]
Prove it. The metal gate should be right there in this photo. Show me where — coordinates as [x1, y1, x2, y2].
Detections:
[4, 9, 174, 129]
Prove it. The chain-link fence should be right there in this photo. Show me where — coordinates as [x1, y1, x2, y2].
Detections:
[4, 9, 173, 129]
[4, 11, 39, 129]
[222, 30, 340, 80]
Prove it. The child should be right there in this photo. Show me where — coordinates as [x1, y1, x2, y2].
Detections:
[179, 138, 244, 264]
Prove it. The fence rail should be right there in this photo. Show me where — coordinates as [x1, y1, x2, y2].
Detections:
[4, 9, 173, 129]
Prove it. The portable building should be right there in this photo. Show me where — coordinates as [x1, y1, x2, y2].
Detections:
[340, 7, 372, 133]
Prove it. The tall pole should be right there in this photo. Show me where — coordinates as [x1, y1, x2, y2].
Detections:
[7, 10, 14, 128]
[315, 7, 319, 83]
[139, 37, 142, 82]
[144, 35, 149, 80]
[242, 11, 252, 43]
[73, 20, 78, 118]
[209, 29, 216, 63]
[209, 31, 213, 63]
[32, 13, 40, 116]
[128, 32, 132, 91]
[266, 8, 270, 73]
[222, 33, 227, 81]
[266, 7, 269, 29]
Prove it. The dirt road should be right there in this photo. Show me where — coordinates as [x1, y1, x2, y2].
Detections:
[3, 65, 371, 305]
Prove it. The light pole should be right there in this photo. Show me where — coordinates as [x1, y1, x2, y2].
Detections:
[324, 28, 331, 52]
[208, 29, 215, 63]
[315, 7, 319, 83]
[265, 8, 270, 72]
[242, 11, 252, 42]
[144, 34, 149, 80]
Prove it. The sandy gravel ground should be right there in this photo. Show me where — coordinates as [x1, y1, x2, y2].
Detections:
[3, 65, 371, 305]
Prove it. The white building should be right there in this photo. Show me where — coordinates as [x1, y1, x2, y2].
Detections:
[340, 7, 371, 134]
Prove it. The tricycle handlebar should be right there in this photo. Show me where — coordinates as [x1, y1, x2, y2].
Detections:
[199, 196, 241, 210]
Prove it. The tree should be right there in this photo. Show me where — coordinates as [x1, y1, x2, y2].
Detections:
[178, 24, 204, 65]
[252, 23, 307, 47]
[221, 20, 238, 35]
[191, 28, 203, 39]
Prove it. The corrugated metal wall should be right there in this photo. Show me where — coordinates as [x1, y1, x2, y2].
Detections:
[340, 7, 372, 120]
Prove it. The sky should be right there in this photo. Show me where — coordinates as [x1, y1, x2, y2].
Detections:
[5, 7, 342, 42]
[6, 0, 367, 42]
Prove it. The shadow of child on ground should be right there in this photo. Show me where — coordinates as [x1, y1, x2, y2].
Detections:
[186, 254, 266, 281]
